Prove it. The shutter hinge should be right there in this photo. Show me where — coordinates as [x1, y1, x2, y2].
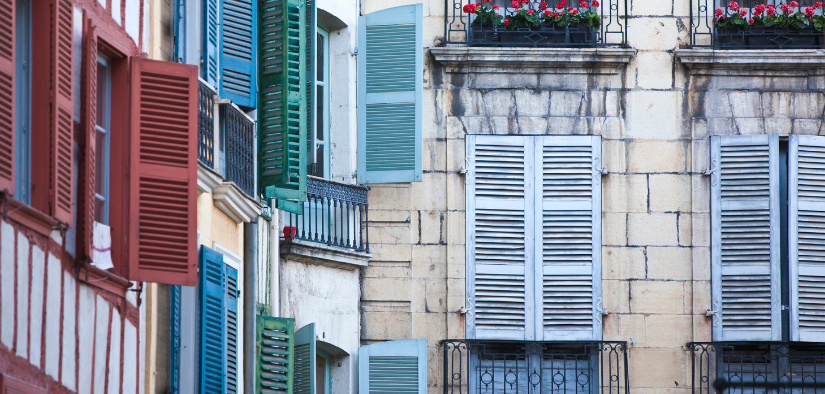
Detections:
[781, 304, 789, 311]
[459, 157, 470, 175]
[705, 309, 717, 317]
[599, 167, 608, 176]
[353, 47, 358, 56]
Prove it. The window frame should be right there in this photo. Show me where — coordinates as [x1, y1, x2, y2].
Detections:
[94, 53, 112, 225]
[309, 25, 330, 179]
[316, 348, 332, 394]
[14, 0, 31, 205]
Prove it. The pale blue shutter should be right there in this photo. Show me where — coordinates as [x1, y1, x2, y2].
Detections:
[219, 0, 257, 108]
[294, 323, 316, 394]
[358, 339, 427, 394]
[204, 0, 220, 87]
[200, 247, 226, 393]
[538, 136, 602, 341]
[357, 4, 422, 184]
[465, 135, 534, 341]
[226, 265, 240, 394]
[789, 135, 825, 342]
[710, 135, 781, 341]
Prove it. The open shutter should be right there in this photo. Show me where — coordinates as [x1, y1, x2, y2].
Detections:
[258, 0, 306, 213]
[358, 339, 427, 394]
[256, 316, 295, 394]
[204, 0, 219, 87]
[465, 135, 533, 341]
[49, 0, 73, 224]
[0, 0, 13, 194]
[356, 4, 422, 184]
[710, 135, 781, 341]
[306, 0, 315, 166]
[226, 265, 240, 394]
[294, 323, 316, 394]
[78, 21, 97, 261]
[169, 285, 182, 394]
[200, 247, 227, 394]
[219, 0, 256, 108]
[127, 57, 198, 286]
[790, 135, 825, 342]
[538, 136, 602, 341]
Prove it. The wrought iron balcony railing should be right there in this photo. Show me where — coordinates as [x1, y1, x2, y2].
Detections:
[283, 176, 369, 253]
[691, 342, 825, 393]
[690, 0, 825, 49]
[443, 340, 628, 394]
[219, 103, 255, 197]
[198, 80, 215, 168]
[444, 0, 627, 47]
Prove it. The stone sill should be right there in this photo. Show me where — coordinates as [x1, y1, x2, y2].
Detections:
[279, 239, 371, 271]
[676, 49, 825, 72]
[198, 162, 262, 224]
[430, 46, 635, 72]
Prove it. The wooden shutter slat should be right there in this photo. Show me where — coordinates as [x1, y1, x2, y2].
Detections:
[0, 0, 13, 194]
[219, 0, 256, 108]
[50, 0, 73, 223]
[128, 57, 198, 286]
[358, 339, 427, 394]
[200, 247, 226, 394]
[205, 0, 219, 87]
[256, 316, 295, 394]
[226, 265, 239, 394]
[78, 21, 97, 261]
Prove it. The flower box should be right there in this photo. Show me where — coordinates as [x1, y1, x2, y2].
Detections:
[470, 24, 567, 45]
[568, 24, 597, 43]
[715, 29, 747, 47]
[746, 26, 820, 48]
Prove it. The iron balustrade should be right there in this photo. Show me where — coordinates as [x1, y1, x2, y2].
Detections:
[198, 80, 215, 168]
[691, 342, 825, 393]
[443, 340, 628, 394]
[220, 104, 255, 197]
[690, 0, 825, 49]
[283, 176, 370, 253]
[444, 0, 627, 47]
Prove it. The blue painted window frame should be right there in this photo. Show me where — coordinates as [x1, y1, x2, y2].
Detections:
[94, 55, 112, 225]
[14, 0, 31, 204]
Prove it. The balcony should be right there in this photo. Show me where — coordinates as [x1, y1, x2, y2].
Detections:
[442, 340, 628, 394]
[444, 0, 627, 47]
[689, 0, 825, 49]
[198, 80, 215, 168]
[691, 342, 825, 393]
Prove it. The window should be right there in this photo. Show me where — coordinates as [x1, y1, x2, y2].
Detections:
[316, 350, 331, 394]
[94, 55, 111, 225]
[14, 0, 31, 204]
[308, 27, 329, 178]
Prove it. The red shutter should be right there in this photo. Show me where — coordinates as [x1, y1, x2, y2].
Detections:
[78, 21, 96, 260]
[50, 0, 73, 224]
[128, 57, 198, 286]
[0, 0, 14, 194]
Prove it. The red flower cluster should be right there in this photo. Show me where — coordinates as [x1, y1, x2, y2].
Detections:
[766, 4, 776, 15]
[729, 1, 739, 11]
[462, 3, 478, 12]
[580, 0, 589, 7]
[753, 4, 765, 15]
[510, 0, 519, 7]
[791, 1, 799, 6]
[540, 1, 547, 10]
[715, 7, 724, 16]
[592, 0, 600, 6]
[739, 8, 747, 16]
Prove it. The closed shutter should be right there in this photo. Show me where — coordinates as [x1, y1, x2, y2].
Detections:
[356, 4, 422, 184]
[200, 247, 227, 394]
[710, 135, 781, 341]
[256, 316, 295, 394]
[0, 0, 13, 194]
[169, 285, 181, 394]
[49, 0, 73, 224]
[257, 0, 306, 213]
[219, 0, 256, 108]
[226, 265, 240, 394]
[538, 136, 602, 341]
[790, 135, 825, 342]
[294, 323, 316, 394]
[127, 57, 198, 286]
[204, 0, 219, 87]
[78, 22, 97, 261]
[358, 339, 427, 394]
[465, 135, 534, 341]
[305, 0, 315, 165]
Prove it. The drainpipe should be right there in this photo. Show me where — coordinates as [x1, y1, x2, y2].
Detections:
[244, 219, 258, 393]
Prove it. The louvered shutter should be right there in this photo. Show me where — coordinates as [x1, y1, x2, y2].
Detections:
[710, 135, 781, 341]
[226, 265, 240, 394]
[170, 285, 181, 394]
[256, 316, 295, 394]
[49, 0, 73, 224]
[0, 0, 13, 194]
[356, 4, 422, 184]
[306, 0, 315, 165]
[790, 135, 825, 342]
[358, 339, 427, 394]
[294, 323, 316, 394]
[219, 0, 256, 108]
[258, 0, 307, 213]
[200, 247, 227, 394]
[127, 58, 198, 286]
[465, 135, 534, 341]
[204, 0, 219, 87]
[78, 22, 97, 261]
[538, 136, 602, 341]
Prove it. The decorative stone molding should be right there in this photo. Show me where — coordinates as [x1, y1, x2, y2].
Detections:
[197, 163, 222, 195]
[280, 239, 371, 271]
[430, 47, 635, 73]
[198, 162, 262, 224]
[675, 49, 825, 75]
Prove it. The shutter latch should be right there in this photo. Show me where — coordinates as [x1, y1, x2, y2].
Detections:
[459, 157, 470, 175]
[781, 304, 789, 311]
[705, 309, 717, 317]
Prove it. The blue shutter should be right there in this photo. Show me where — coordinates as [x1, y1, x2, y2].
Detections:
[358, 339, 427, 394]
[226, 265, 240, 394]
[200, 247, 226, 393]
[169, 285, 182, 394]
[294, 323, 316, 394]
[204, 0, 220, 87]
[357, 4, 423, 184]
[219, 0, 257, 108]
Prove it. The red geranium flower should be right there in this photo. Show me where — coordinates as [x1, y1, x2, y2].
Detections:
[571, 9, 579, 14]
[493, 4, 499, 9]
[553, 11, 559, 16]
[504, 17, 510, 26]
[556, 2, 564, 9]
[739, 9, 747, 16]
[790, 1, 799, 7]
[540, 1, 547, 10]
[767, 5, 776, 15]
[728, 1, 739, 11]
[817, 1, 823, 8]
[753, 4, 765, 15]
[544, 9, 551, 15]
[511, 0, 519, 7]
[781, 3, 790, 12]
[567, 6, 574, 12]
[749, 17, 754, 23]
[527, 9, 534, 13]
[580, 0, 589, 7]
[715, 7, 724, 16]
[592, 0, 600, 6]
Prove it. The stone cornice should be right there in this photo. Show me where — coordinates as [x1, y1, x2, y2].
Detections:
[198, 162, 263, 224]
[430, 46, 635, 73]
[675, 49, 825, 74]
[280, 239, 371, 271]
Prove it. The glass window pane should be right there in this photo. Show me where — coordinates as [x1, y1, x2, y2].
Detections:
[317, 32, 324, 82]
[316, 85, 324, 141]
[95, 130, 106, 196]
[96, 62, 107, 127]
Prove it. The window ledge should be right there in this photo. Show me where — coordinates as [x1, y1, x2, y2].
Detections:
[279, 239, 371, 271]
[198, 163, 262, 224]
[77, 263, 132, 298]
[197, 163, 223, 195]
[676, 49, 825, 74]
[0, 192, 61, 237]
[430, 47, 635, 73]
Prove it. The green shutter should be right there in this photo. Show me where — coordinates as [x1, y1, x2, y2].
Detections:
[357, 4, 423, 184]
[258, 0, 307, 213]
[256, 316, 295, 394]
[293, 323, 316, 394]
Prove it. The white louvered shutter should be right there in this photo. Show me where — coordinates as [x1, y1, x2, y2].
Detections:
[466, 135, 535, 340]
[790, 135, 825, 342]
[711, 135, 781, 341]
[358, 339, 427, 394]
[537, 136, 602, 341]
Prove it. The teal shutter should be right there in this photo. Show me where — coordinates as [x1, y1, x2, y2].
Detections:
[357, 4, 423, 184]
[306, 0, 316, 166]
[200, 247, 226, 393]
[294, 323, 316, 394]
[258, 0, 307, 213]
[710, 135, 781, 341]
[219, 0, 257, 108]
[204, 0, 220, 86]
[789, 135, 825, 342]
[257, 316, 295, 394]
[169, 285, 181, 394]
[358, 339, 427, 394]
[226, 265, 240, 394]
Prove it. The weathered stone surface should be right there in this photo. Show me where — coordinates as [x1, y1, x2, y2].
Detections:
[628, 213, 679, 246]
